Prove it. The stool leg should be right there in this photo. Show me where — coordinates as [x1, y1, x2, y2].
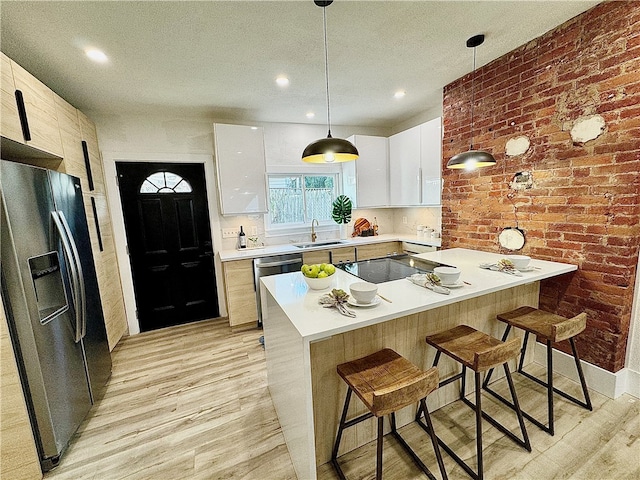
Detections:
[461, 365, 468, 400]
[331, 388, 352, 480]
[518, 331, 530, 373]
[570, 338, 593, 411]
[376, 416, 384, 480]
[474, 372, 484, 480]
[432, 350, 442, 367]
[546, 339, 555, 435]
[503, 363, 531, 452]
[420, 399, 449, 480]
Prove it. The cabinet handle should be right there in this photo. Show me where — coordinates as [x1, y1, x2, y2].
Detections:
[418, 167, 423, 204]
[15, 90, 31, 141]
[90, 197, 104, 252]
[82, 141, 95, 191]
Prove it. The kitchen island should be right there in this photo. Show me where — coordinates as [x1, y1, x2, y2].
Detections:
[260, 248, 577, 479]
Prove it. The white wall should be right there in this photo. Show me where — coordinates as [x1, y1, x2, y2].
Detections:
[392, 206, 442, 237]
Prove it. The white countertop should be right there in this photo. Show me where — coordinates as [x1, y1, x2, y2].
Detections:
[219, 233, 441, 262]
[260, 248, 577, 342]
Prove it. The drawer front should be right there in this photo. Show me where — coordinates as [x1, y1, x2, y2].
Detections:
[356, 241, 403, 261]
[329, 247, 356, 264]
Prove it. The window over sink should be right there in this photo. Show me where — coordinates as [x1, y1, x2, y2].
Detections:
[266, 173, 338, 231]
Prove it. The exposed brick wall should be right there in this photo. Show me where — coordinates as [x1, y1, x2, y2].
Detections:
[441, 1, 640, 372]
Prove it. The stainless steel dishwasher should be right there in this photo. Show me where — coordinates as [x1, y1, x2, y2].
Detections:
[253, 253, 303, 327]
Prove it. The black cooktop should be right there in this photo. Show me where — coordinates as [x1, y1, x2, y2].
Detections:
[336, 254, 445, 284]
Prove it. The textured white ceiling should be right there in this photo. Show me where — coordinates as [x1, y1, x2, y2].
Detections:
[1, 1, 601, 129]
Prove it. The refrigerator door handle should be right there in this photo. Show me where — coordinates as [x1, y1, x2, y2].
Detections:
[51, 211, 84, 343]
[58, 211, 87, 341]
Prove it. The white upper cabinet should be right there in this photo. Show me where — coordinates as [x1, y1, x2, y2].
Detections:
[389, 125, 421, 206]
[343, 135, 389, 208]
[214, 124, 268, 215]
[419, 117, 443, 206]
[388, 118, 442, 206]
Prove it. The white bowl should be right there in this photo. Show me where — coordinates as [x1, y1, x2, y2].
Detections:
[433, 266, 461, 285]
[303, 274, 334, 290]
[349, 282, 378, 304]
[507, 255, 531, 270]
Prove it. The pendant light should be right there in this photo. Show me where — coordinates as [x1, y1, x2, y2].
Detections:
[447, 34, 496, 170]
[302, 0, 358, 163]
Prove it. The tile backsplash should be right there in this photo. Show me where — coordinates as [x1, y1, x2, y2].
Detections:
[218, 207, 441, 251]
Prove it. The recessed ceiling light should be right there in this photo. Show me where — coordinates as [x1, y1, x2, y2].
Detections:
[394, 90, 406, 99]
[85, 48, 108, 63]
[250, 126, 258, 130]
[276, 76, 290, 87]
[306, 112, 315, 119]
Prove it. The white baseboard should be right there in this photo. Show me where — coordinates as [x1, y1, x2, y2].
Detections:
[533, 343, 640, 399]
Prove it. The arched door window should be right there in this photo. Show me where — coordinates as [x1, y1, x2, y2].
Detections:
[139, 171, 193, 194]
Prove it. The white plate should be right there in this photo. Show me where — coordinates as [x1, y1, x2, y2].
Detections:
[347, 297, 381, 308]
[441, 281, 464, 288]
[518, 266, 536, 272]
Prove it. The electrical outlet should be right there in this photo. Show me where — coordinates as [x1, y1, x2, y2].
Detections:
[222, 228, 239, 238]
[402, 216, 408, 224]
[251, 226, 258, 236]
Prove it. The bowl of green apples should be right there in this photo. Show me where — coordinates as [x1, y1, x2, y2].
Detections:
[301, 263, 337, 290]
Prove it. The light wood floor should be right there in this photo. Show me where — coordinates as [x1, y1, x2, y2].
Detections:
[44, 319, 638, 480]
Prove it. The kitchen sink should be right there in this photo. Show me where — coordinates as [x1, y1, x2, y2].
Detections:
[294, 241, 344, 249]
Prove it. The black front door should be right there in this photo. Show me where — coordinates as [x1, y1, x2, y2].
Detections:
[116, 162, 219, 331]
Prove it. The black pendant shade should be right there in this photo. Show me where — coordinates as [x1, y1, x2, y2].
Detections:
[302, 0, 358, 163]
[302, 133, 359, 163]
[447, 150, 496, 169]
[447, 34, 496, 170]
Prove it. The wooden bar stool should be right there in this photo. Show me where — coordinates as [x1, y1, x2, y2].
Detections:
[332, 348, 448, 480]
[417, 325, 531, 480]
[483, 306, 592, 435]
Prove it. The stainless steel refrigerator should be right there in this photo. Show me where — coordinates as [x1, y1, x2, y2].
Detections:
[0, 160, 111, 471]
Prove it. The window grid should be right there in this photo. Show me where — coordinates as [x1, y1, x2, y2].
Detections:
[139, 171, 192, 194]
[267, 174, 337, 229]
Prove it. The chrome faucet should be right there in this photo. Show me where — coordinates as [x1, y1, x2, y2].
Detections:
[311, 219, 319, 242]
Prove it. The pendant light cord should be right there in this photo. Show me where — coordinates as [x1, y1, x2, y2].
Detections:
[322, 6, 332, 137]
[469, 46, 476, 150]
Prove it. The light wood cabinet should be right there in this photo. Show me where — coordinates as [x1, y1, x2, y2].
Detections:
[0, 53, 127, 474]
[55, 94, 86, 179]
[356, 241, 403, 261]
[343, 135, 389, 208]
[78, 110, 105, 193]
[1, 297, 42, 480]
[54, 93, 127, 350]
[55, 94, 105, 194]
[10, 59, 63, 157]
[222, 259, 257, 327]
[329, 246, 356, 264]
[86, 193, 128, 349]
[214, 124, 268, 215]
[302, 250, 331, 265]
[0, 52, 23, 144]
